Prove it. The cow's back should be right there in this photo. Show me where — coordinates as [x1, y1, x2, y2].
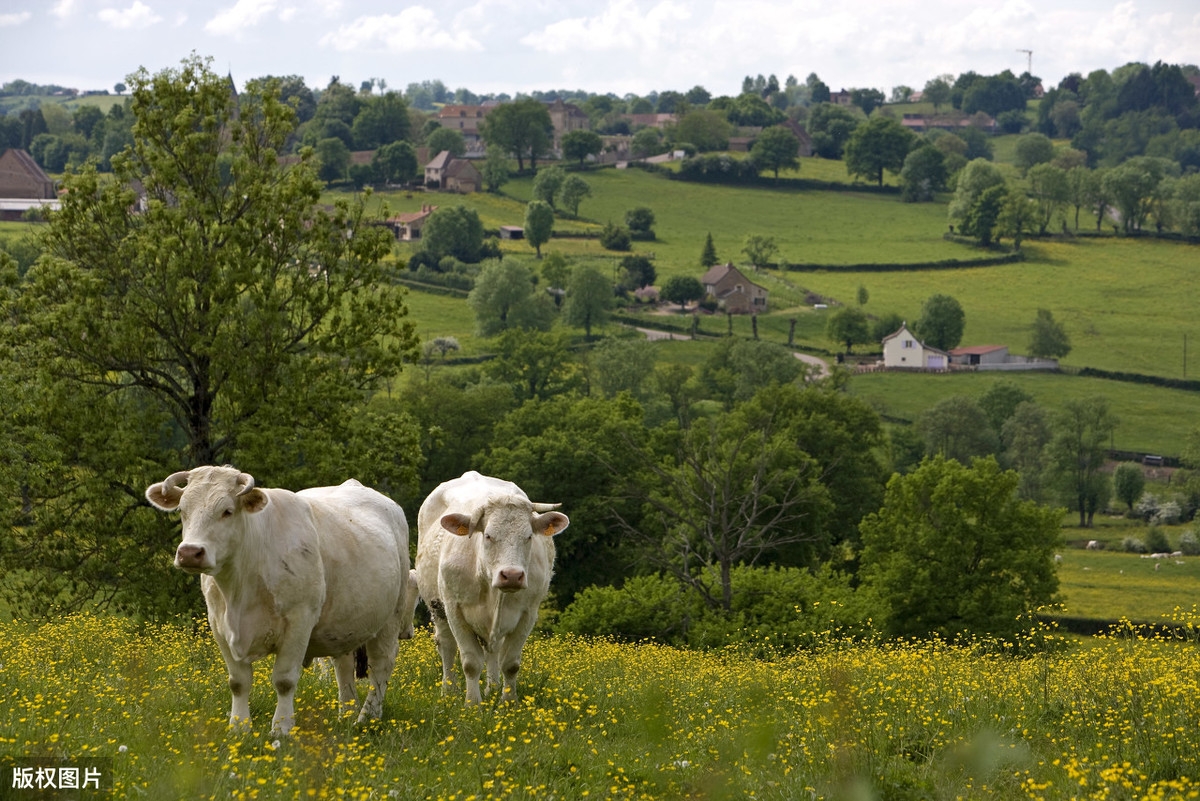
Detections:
[298, 480, 410, 658]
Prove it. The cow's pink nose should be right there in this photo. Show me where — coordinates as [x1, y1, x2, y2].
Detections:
[496, 568, 526, 589]
[176, 544, 206, 568]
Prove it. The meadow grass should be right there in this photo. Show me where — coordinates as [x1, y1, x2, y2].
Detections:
[1053, 546, 1200, 623]
[5, 612, 1200, 800]
[844, 369, 1198, 456]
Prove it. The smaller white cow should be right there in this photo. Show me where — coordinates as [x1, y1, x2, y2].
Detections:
[146, 466, 412, 734]
[415, 471, 568, 704]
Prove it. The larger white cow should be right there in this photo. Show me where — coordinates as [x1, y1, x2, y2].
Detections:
[415, 471, 568, 704]
[146, 466, 412, 734]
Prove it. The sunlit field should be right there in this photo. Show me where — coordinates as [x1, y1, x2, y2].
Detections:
[5, 613, 1200, 800]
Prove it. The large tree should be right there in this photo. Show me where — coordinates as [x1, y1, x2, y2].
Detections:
[561, 129, 603, 165]
[844, 116, 915, 186]
[0, 57, 421, 617]
[1046, 396, 1118, 527]
[421, 205, 487, 263]
[1029, 308, 1072, 359]
[467, 258, 555, 337]
[562, 264, 612, 339]
[825, 306, 871, 354]
[749, 125, 800, 180]
[523, 200, 554, 258]
[860, 455, 1061, 640]
[914, 293, 966, 351]
[479, 98, 553, 171]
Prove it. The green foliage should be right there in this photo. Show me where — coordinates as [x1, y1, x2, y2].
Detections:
[698, 339, 806, 409]
[618, 254, 656, 291]
[900, 144, 948, 202]
[917, 395, 999, 463]
[372, 140, 418, 185]
[479, 98, 553, 171]
[624, 206, 656, 237]
[558, 564, 874, 651]
[1112, 462, 1146, 512]
[523, 200, 554, 257]
[672, 109, 733, 152]
[0, 55, 420, 618]
[844, 116, 915, 187]
[426, 126, 466, 158]
[741, 233, 778, 268]
[1014, 132, 1056, 174]
[482, 328, 581, 403]
[860, 455, 1062, 640]
[314, 136, 350, 182]
[562, 264, 612, 338]
[599, 221, 631, 251]
[422, 204, 487, 263]
[914, 293, 965, 351]
[660, 274, 704, 310]
[825, 306, 871, 353]
[1029, 308, 1072, 359]
[561, 129, 603, 164]
[481, 145, 510, 192]
[699, 231, 718, 267]
[1047, 396, 1118, 527]
[808, 102, 860, 159]
[589, 337, 656, 400]
[467, 258, 555, 337]
[948, 158, 1005, 229]
[532, 165, 566, 209]
[557, 174, 592, 217]
[749, 125, 800, 179]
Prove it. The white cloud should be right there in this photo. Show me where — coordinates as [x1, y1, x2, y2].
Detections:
[0, 12, 32, 26]
[205, 0, 279, 36]
[520, 0, 692, 53]
[319, 7, 483, 53]
[51, 0, 78, 20]
[97, 1, 163, 29]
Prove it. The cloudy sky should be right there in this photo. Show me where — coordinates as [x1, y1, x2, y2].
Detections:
[2, 0, 1198, 99]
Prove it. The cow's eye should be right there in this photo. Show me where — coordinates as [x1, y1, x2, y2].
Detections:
[484, 533, 493, 542]
[221, 509, 233, 519]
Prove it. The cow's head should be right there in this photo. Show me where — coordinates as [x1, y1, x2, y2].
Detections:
[441, 500, 568, 592]
[145, 466, 269, 574]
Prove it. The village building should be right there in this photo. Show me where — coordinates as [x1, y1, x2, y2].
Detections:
[384, 204, 437, 241]
[880, 322, 949, 370]
[0, 148, 59, 221]
[700, 262, 768, 314]
[424, 151, 482, 193]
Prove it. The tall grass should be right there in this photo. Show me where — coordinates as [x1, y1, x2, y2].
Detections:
[5, 613, 1200, 800]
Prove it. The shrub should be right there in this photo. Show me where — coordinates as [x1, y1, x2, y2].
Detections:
[599, 222, 632, 251]
[1145, 526, 1171, 554]
[1134, 492, 1160, 522]
[1154, 501, 1183, 526]
[1179, 529, 1200, 556]
[1121, 536, 1147, 554]
[557, 564, 877, 654]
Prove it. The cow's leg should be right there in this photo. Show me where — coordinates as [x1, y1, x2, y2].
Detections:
[445, 604, 485, 704]
[226, 658, 253, 728]
[331, 653, 358, 711]
[358, 618, 402, 723]
[429, 600, 458, 694]
[269, 637, 308, 735]
[497, 612, 537, 702]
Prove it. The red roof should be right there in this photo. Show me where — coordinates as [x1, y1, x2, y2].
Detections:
[950, 345, 1007, 355]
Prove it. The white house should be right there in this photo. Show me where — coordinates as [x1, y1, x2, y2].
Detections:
[881, 323, 949, 370]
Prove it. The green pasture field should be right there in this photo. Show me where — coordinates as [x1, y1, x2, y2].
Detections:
[1053, 545, 1200, 624]
[800, 236, 1199, 378]
[845, 369, 1197, 456]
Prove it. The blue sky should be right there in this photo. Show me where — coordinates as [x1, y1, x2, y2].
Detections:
[2, 0, 1197, 98]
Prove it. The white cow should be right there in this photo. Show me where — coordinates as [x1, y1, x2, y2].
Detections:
[415, 471, 568, 704]
[146, 466, 412, 734]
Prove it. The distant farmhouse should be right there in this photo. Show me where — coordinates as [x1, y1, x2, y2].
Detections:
[424, 151, 481, 193]
[0, 148, 59, 221]
[384, 204, 437, 241]
[879, 323, 1057, 372]
[881, 323, 949, 370]
[700, 262, 768, 314]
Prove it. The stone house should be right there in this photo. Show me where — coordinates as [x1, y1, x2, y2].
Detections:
[700, 262, 768, 314]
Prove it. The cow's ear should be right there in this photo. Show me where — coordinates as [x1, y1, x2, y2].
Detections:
[240, 488, 268, 514]
[441, 513, 473, 537]
[145, 482, 181, 511]
[534, 511, 569, 537]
